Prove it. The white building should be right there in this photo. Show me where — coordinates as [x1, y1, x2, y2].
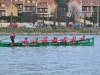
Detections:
[67, 0, 100, 18]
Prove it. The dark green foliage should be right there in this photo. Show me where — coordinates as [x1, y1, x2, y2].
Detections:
[55, 0, 69, 11]
[22, 12, 38, 24]
[86, 6, 100, 25]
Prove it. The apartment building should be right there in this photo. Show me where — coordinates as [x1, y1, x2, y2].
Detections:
[0, 0, 58, 17]
[37, 0, 58, 17]
[67, 0, 100, 18]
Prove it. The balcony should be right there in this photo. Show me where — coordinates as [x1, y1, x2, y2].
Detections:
[0, 14, 5, 16]
[37, 10, 48, 13]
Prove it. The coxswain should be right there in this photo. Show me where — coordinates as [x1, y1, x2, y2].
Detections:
[61, 37, 67, 42]
[10, 33, 15, 45]
[41, 37, 48, 43]
[22, 37, 28, 44]
[52, 37, 57, 43]
[32, 38, 38, 43]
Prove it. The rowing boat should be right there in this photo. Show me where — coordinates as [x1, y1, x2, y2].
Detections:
[0, 37, 94, 47]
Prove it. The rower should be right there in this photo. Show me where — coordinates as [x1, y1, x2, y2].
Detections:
[32, 38, 38, 43]
[22, 37, 28, 44]
[70, 37, 76, 42]
[52, 37, 57, 43]
[79, 36, 85, 41]
[41, 37, 48, 43]
[60, 37, 67, 42]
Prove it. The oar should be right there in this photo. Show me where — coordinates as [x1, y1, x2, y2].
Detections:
[1, 38, 9, 40]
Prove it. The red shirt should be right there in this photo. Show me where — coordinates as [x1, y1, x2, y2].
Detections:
[33, 39, 38, 43]
[80, 37, 85, 41]
[11, 33, 15, 37]
[41, 38, 47, 43]
[61, 38, 67, 42]
[23, 39, 28, 43]
[52, 38, 57, 43]
[71, 38, 75, 42]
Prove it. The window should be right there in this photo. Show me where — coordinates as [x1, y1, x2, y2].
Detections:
[45, 9, 47, 11]
[40, 2, 42, 5]
[43, 2, 44, 5]
[19, 5, 23, 9]
[1, 4, 5, 7]
[2, 11, 5, 16]
[27, 7, 30, 11]
[45, 2, 47, 5]
[27, 1, 30, 3]
[32, 1, 35, 3]
[40, 9, 42, 12]
[30, 7, 35, 11]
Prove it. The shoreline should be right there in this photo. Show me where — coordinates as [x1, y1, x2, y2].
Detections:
[0, 32, 99, 35]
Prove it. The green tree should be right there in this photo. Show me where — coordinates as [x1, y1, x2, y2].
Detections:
[55, 0, 69, 11]
[23, 12, 38, 24]
[87, 7, 100, 26]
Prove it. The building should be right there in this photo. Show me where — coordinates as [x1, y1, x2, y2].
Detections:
[0, 0, 18, 16]
[67, 0, 100, 18]
[37, 0, 58, 17]
[0, 0, 58, 17]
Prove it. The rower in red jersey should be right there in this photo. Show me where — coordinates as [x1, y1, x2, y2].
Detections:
[32, 38, 38, 43]
[41, 37, 48, 43]
[70, 37, 76, 42]
[79, 36, 85, 41]
[22, 37, 28, 44]
[60, 37, 67, 42]
[52, 37, 57, 43]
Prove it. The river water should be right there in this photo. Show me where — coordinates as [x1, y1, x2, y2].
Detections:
[0, 34, 100, 75]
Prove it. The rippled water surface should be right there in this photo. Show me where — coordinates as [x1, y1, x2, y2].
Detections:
[0, 34, 100, 75]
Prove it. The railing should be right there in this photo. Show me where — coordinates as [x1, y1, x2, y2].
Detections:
[37, 11, 48, 13]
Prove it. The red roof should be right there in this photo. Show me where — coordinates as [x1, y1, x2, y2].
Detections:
[75, 0, 100, 6]
[76, 0, 81, 4]
[38, 0, 54, 5]
[24, 3, 36, 6]
[37, 0, 56, 8]
[37, 5, 48, 8]
[13, 1, 23, 4]
[0, 1, 17, 8]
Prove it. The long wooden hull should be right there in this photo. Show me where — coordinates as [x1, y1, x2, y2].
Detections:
[0, 38, 94, 47]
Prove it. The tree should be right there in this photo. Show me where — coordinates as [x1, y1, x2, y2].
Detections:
[10, 12, 13, 26]
[84, 13, 86, 26]
[89, 7, 100, 26]
[56, 7, 66, 24]
[22, 12, 38, 24]
[55, 0, 69, 12]
[69, 4, 80, 24]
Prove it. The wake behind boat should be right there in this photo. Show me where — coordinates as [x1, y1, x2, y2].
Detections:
[0, 37, 94, 47]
